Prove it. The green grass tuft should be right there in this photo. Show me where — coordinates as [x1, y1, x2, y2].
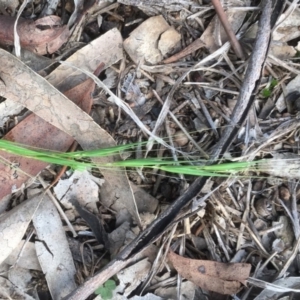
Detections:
[0, 139, 275, 178]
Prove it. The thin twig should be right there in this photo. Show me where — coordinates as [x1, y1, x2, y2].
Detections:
[210, 0, 245, 59]
[194, 89, 219, 138]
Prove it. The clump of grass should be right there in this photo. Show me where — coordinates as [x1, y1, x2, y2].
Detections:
[0, 139, 295, 179]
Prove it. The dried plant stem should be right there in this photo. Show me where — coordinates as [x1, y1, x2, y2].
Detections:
[210, 0, 245, 59]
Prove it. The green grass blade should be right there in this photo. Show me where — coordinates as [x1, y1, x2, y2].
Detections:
[60, 143, 138, 158]
[0, 140, 92, 171]
[106, 158, 163, 167]
[158, 165, 233, 177]
[201, 161, 259, 172]
[0, 139, 281, 179]
[0, 139, 52, 158]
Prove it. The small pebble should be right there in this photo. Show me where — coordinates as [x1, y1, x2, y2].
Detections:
[174, 130, 188, 147]
[279, 186, 290, 201]
[255, 197, 272, 217]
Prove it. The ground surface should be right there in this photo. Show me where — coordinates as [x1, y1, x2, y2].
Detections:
[1, 1, 300, 300]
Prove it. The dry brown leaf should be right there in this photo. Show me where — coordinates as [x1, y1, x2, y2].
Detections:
[0, 29, 121, 201]
[270, 41, 297, 60]
[0, 15, 70, 55]
[46, 28, 124, 93]
[0, 40, 140, 224]
[0, 63, 104, 200]
[54, 170, 104, 216]
[33, 195, 77, 299]
[0, 30, 122, 195]
[117, 258, 151, 296]
[168, 250, 251, 295]
[0, 194, 42, 265]
[4, 240, 41, 271]
[0, 0, 19, 16]
[273, 8, 300, 42]
[124, 15, 181, 64]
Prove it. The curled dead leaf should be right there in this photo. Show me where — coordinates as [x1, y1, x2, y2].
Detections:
[168, 250, 251, 295]
[0, 15, 70, 55]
